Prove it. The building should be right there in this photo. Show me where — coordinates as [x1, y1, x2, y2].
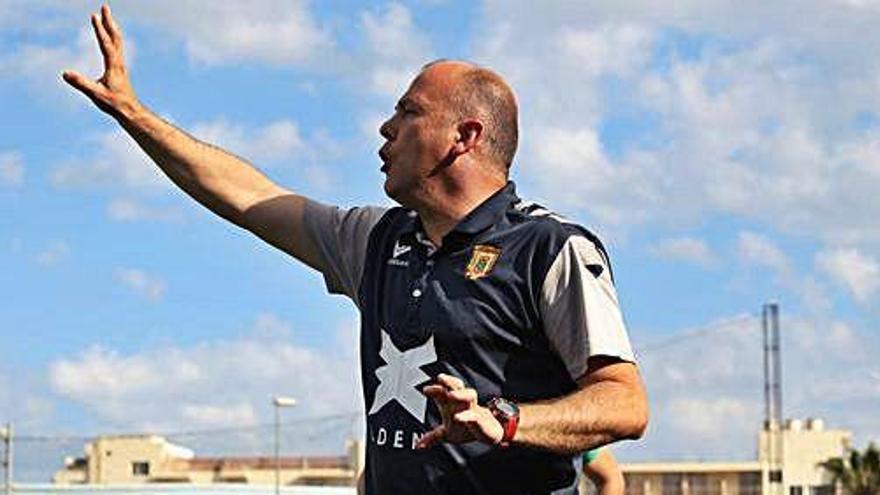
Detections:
[53, 435, 364, 487]
[595, 418, 851, 495]
[55, 417, 849, 494]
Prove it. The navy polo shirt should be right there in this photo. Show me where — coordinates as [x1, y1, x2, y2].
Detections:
[303, 182, 635, 495]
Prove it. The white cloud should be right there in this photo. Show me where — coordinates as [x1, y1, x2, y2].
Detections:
[472, 1, 880, 256]
[180, 402, 258, 428]
[839, 0, 880, 8]
[528, 126, 659, 227]
[0, 25, 132, 106]
[629, 314, 764, 460]
[190, 118, 304, 165]
[666, 397, 752, 436]
[558, 24, 654, 79]
[49, 314, 360, 443]
[735, 231, 832, 313]
[0, 0, 332, 68]
[625, 313, 880, 461]
[816, 248, 880, 304]
[114, 267, 167, 301]
[188, 118, 347, 191]
[649, 236, 717, 268]
[737, 231, 791, 275]
[50, 118, 314, 193]
[0, 369, 55, 429]
[123, 1, 333, 67]
[49, 128, 169, 191]
[33, 240, 70, 266]
[106, 198, 185, 223]
[359, 3, 433, 99]
[0, 152, 24, 187]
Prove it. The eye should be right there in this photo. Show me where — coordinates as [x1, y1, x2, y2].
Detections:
[395, 101, 418, 116]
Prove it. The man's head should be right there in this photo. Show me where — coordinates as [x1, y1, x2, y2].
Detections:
[378, 60, 518, 208]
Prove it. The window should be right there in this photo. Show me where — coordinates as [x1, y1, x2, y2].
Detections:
[739, 472, 762, 495]
[770, 470, 784, 482]
[811, 486, 834, 495]
[623, 474, 647, 495]
[687, 474, 712, 495]
[662, 474, 683, 495]
[132, 461, 150, 477]
[790, 486, 804, 495]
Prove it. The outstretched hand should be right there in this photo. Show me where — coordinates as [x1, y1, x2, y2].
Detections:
[62, 4, 139, 119]
[416, 373, 504, 449]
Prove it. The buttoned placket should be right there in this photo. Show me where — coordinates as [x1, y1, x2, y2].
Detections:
[405, 232, 439, 339]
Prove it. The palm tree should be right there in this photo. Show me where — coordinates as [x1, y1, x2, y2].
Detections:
[819, 442, 880, 495]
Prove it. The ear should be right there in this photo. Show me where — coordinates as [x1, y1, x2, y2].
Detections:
[450, 119, 484, 158]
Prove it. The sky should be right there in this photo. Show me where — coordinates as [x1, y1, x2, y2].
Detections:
[2, 0, 880, 482]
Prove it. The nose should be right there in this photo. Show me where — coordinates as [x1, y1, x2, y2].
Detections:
[379, 115, 396, 140]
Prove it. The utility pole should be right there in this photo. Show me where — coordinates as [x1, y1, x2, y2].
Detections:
[1, 422, 11, 495]
[763, 303, 783, 495]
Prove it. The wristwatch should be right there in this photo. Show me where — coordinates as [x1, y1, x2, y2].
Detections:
[487, 397, 519, 446]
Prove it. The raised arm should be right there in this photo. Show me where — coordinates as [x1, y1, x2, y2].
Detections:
[62, 5, 323, 269]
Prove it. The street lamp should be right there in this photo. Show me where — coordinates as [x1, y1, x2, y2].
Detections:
[272, 396, 296, 495]
[1, 422, 11, 495]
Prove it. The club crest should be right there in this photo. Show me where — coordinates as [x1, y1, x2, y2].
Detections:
[465, 245, 501, 280]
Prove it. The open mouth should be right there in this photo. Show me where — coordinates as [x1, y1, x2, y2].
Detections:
[378, 145, 391, 172]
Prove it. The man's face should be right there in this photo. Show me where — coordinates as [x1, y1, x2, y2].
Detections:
[378, 68, 456, 206]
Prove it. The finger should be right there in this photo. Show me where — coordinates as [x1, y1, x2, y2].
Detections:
[422, 386, 453, 419]
[453, 409, 480, 423]
[101, 4, 120, 44]
[447, 388, 478, 405]
[422, 385, 450, 401]
[415, 426, 446, 449]
[107, 11, 126, 51]
[62, 70, 103, 98]
[453, 409, 502, 444]
[91, 12, 114, 70]
[436, 373, 465, 390]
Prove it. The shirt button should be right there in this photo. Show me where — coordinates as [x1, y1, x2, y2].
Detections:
[412, 288, 422, 298]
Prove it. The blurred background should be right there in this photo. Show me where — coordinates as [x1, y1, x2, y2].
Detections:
[1, 0, 878, 492]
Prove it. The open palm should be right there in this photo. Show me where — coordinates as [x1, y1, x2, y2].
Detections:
[62, 4, 139, 119]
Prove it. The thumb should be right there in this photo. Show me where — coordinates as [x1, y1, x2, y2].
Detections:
[415, 425, 446, 449]
[62, 70, 103, 99]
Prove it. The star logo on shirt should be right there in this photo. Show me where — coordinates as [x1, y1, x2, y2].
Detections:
[367, 329, 437, 422]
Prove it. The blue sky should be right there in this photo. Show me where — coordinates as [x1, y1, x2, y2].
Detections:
[2, 0, 880, 481]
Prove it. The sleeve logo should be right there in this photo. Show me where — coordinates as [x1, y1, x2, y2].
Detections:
[465, 245, 501, 280]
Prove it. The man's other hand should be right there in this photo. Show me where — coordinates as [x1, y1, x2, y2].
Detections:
[62, 4, 140, 119]
[417, 373, 504, 449]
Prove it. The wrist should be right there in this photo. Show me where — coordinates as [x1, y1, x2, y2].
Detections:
[487, 397, 519, 446]
[114, 96, 145, 124]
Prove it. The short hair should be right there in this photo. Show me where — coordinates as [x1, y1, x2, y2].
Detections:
[424, 60, 519, 169]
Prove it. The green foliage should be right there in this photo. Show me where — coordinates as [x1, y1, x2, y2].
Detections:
[820, 443, 880, 495]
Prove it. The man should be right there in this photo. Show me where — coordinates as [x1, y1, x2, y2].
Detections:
[63, 5, 648, 494]
[582, 448, 625, 495]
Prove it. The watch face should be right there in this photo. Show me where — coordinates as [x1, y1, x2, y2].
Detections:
[496, 400, 518, 416]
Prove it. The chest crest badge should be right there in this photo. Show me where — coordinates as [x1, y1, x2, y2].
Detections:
[465, 244, 501, 280]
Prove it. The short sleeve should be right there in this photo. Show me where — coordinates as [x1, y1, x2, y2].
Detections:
[302, 198, 389, 302]
[539, 235, 635, 381]
[582, 448, 602, 464]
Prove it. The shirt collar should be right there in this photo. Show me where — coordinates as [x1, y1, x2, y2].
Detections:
[449, 181, 518, 236]
[401, 181, 518, 242]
